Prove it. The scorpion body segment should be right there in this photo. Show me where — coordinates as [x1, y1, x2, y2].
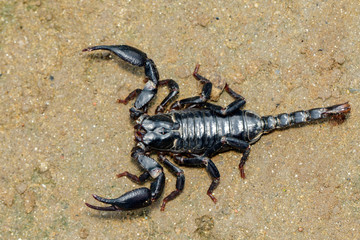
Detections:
[83, 44, 351, 212]
[139, 109, 262, 153]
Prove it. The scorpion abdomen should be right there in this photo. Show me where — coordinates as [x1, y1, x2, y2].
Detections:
[171, 109, 257, 153]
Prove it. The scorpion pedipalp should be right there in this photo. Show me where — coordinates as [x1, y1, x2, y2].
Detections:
[83, 45, 159, 118]
[85, 188, 152, 211]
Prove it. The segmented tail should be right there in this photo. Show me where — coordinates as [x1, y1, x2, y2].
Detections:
[261, 102, 351, 133]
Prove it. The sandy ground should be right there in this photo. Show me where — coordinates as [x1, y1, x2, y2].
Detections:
[0, 1, 359, 239]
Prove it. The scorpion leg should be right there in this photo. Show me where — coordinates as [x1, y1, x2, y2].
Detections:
[116, 171, 150, 184]
[202, 137, 250, 178]
[194, 64, 246, 101]
[220, 137, 251, 179]
[85, 147, 165, 211]
[171, 64, 246, 113]
[193, 64, 247, 115]
[155, 79, 180, 113]
[170, 64, 212, 110]
[117, 89, 142, 105]
[158, 154, 185, 211]
[170, 82, 212, 110]
[83, 45, 160, 119]
[191, 90, 245, 115]
[199, 137, 250, 197]
[224, 83, 245, 100]
[170, 136, 250, 205]
[239, 146, 251, 179]
[200, 99, 246, 116]
[174, 155, 220, 204]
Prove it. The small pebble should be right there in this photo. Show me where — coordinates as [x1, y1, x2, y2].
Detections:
[39, 161, 49, 173]
[79, 228, 90, 239]
[196, 15, 211, 27]
[16, 183, 28, 194]
[209, 73, 225, 101]
[334, 52, 346, 65]
[0, 186, 15, 207]
[24, 190, 36, 214]
[175, 65, 191, 79]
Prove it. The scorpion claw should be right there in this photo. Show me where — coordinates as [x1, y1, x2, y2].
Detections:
[85, 196, 119, 211]
[82, 47, 93, 52]
[85, 187, 152, 211]
[82, 45, 148, 67]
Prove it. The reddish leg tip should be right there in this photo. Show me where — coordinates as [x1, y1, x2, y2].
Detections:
[160, 202, 167, 211]
[116, 172, 126, 178]
[207, 193, 217, 204]
[193, 64, 201, 77]
[117, 99, 128, 104]
[239, 168, 246, 179]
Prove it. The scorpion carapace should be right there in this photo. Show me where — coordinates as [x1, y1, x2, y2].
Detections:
[83, 44, 351, 212]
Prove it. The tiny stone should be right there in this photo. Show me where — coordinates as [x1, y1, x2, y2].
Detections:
[39, 161, 49, 173]
[175, 65, 191, 79]
[46, 13, 53, 21]
[334, 52, 346, 65]
[16, 183, 28, 194]
[79, 228, 90, 239]
[209, 73, 225, 101]
[0, 186, 15, 207]
[299, 46, 308, 55]
[196, 15, 211, 27]
[24, 190, 36, 214]
[318, 88, 332, 101]
[195, 215, 215, 233]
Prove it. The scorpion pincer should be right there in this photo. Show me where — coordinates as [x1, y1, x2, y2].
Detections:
[82, 44, 351, 212]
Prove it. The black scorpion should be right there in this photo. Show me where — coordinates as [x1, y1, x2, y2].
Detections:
[83, 45, 351, 212]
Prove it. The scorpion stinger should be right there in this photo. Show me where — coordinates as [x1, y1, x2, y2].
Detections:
[83, 44, 351, 213]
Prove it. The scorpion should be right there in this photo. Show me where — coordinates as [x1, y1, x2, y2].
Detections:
[82, 44, 351, 212]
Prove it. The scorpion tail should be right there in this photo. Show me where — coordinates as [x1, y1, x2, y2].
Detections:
[262, 102, 351, 132]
